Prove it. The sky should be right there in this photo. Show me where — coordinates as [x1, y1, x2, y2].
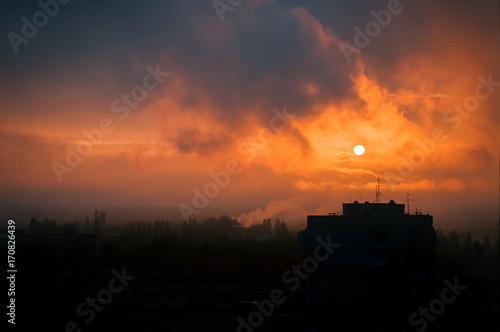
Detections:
[0, 0, 499, 231]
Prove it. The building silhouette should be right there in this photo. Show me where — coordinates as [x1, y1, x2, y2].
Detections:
[299, 200, 437, 331]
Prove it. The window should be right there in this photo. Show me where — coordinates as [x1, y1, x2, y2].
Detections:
[372, 251, 387, 259]
[371, 234, 388, 243]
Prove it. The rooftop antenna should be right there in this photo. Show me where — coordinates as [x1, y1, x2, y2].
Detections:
[375, 175, 383, 203]
[406, 193, 414, 214]
[358, 191, 363, 202]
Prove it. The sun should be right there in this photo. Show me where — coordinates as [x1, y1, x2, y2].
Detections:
[354, 145, 365, 156]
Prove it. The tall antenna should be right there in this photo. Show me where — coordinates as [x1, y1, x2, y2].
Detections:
[406, 193, 414, 214]
[358, 191, 363, 202]
[375, 175, 383, 203]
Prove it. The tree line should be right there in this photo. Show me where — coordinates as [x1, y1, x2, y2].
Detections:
[436, 229, 499, 258]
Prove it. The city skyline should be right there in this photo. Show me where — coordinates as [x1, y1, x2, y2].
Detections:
[1, 1, 498, 235]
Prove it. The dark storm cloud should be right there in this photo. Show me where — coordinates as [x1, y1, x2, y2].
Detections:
[163, 126, 234, 156]
[157, 1, 365, 136]
[354, 0, 500, 89]
[0, 0, 185, 115]
[0, 0, 362, 122]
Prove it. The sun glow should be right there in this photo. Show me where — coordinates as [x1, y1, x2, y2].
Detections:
[354, 145, 365, 156]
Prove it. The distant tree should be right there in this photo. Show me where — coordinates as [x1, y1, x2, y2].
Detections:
[274, 219, 281, 234]
[137, 221, 142, 239]
[217, 215, 237, 233]
[164, 220, 170, 236]
[29, 217, 39, 233]
[160, 220, 165, 236]
[436, 229, 449, 256]
[275, 219, 289, 239]
[181, 220, 188, 239]
[124, 221, 135, 240]
[154, 220, 161, 239]
[281, 220, 288, 235]
[201, 242, 211, 270]
[36, 218, 58, 234]
[484, 236, 491, 256]
[464, 231, 472, 253]
[169, 231, 178, 247]
[262, 218, 272, 233]
[448, 231, 460, 255]
[85, 216, 90, 234]
[146, 222, 152, 241]
[473, 240, 484, 258]
[200, 215, 237, 238]
[246, 224, 270, 239]
[220, 233, 231, 248]
[191, 218, 199, 237]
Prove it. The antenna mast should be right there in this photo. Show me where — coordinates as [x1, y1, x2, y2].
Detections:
[406, 193, 414, 214]
[375, 176, 382, 203]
